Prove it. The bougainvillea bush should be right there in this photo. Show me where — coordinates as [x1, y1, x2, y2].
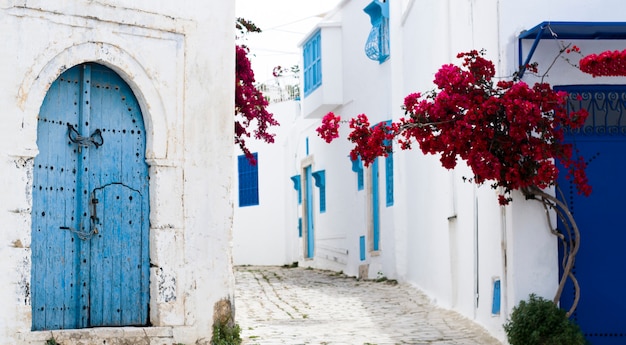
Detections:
[235, 18, 279, 164]
[317, 50, 590, 205]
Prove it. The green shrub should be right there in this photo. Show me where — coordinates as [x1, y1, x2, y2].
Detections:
[503, 294, 586, 345]
[211, 322, 242, 345]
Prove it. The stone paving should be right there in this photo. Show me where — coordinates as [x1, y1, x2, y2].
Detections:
[234, 266, 503, 345]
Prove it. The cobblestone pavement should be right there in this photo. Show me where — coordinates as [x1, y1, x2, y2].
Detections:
[234, 266, 503, 345]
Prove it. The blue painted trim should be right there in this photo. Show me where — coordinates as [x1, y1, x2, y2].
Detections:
[492, 279, 501, 315]
[298, 217, 302, 238]
[385, 153, 394, 207]
[312, 170, 326, 213]
[303, 30, 322, 97]
[305, 166, 315, 258]
[351, 156, 364, 191]
[290, 175, 302, 204]
[359, 236, 366, 261]
[306, 136, 310, 156]
[372, 158, 380, 251]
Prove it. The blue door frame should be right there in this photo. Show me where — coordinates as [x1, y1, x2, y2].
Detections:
[371, 158, 380, 252]
[304, 165, 315, 258]
[556, 85, 626, 344]
[31, 64, 150, 330]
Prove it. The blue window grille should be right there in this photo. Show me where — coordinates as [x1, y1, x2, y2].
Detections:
[303, 30, 322, 96]
[351, 156, 364, 191]
[290, 175, 302, 204]
[364, 0, 390, 63]
[237, 153, 259, 207]
[312, 170, 326, 213]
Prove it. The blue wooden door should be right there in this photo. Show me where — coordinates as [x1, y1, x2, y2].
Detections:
[31, 63, 150, 330]
[556, 85, 626, 344]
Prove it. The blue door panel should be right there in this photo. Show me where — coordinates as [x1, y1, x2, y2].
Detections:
[32, 64, 149, 330]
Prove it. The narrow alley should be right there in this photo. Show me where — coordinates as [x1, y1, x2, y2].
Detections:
[235, 266, 503, 345]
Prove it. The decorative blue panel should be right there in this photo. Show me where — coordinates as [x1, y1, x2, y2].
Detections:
[364, 0, 390, 63]
[555, 85, 626, 343]
[492, 279, 501, 315]
[290, 175, 302, 204]
[238, 153, 259, 207]
[303, 30, 322, 96]
[351, 156, 364, 191]
[312, 170, 326, 213]
[359, 236, 366, 261]
[32, 63, 149, 330]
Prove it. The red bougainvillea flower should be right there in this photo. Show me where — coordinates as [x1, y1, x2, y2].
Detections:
[316, 49, 591, 205]
[580, 49, 626, 77]
[236, 45, 280, 164]
[317, 112, 342, 143]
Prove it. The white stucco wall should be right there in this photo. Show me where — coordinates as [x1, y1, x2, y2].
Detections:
[0, 1, 235, 344]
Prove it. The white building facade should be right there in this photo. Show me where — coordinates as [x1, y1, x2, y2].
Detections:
[1, 1, 235, 344]
[233, 0, 626, 343]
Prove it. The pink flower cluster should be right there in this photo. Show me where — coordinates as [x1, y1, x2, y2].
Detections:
[317, 50, 591, 204]
[579, 49, 626, 77]
[236, 45, 280, 164]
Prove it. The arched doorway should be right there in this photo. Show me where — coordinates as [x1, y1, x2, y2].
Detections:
[31, 63, 150, 330]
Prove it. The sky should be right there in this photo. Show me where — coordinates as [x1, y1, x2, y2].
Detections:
[235, 0, 342, 83]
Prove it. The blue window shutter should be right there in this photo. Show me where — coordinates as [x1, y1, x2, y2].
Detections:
[359, 236, 366, 261]
[351, 156, 364, 191]
[303, 30, 322, 96]
[492, 279, 501, 315]
[238, 153, 259, 207]
[383, 119, 394, 206]
[290, 175, 302, 204]
[312, 170, 326, 213]
[385, 152, 394, 206]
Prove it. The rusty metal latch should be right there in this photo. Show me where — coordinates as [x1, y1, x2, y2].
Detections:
[59, 195, 101, 240]
[67, 124, 104, 150]
[59, 225, 98, 241]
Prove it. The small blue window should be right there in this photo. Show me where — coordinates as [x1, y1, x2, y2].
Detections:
[238, 153, 259, 207]
[386, 153, 394, 206]
[359, 236, 366, 261]
[303, 30, 322, 96]
[290, 175, 302, 204]
[312, 170, 326, 213]
[492, 279, 501, 315]
[351, 156, 364, 191]
[364, 0, 390, 63]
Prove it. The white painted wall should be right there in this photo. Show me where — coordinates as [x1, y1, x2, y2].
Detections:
[0, 1, 235, 344]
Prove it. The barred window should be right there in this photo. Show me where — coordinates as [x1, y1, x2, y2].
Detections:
[364, 0, 390, 63]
